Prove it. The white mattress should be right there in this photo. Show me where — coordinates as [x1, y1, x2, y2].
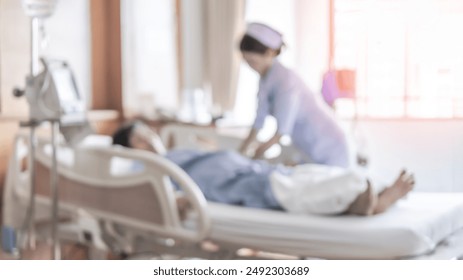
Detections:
[207, 192, 463, 259]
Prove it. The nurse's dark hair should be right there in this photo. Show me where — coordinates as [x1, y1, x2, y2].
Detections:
[112, 121, 137, 148]
[239, 34, 282, 55]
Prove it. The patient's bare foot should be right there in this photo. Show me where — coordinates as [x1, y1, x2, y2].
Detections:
[373, 170, 415, 214]
[346, 180, 377, 216]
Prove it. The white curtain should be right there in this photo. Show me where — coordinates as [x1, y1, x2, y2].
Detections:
[203, 0, 245, 113]
[121, 0, 178, 117]
[180, 0, 245, 115]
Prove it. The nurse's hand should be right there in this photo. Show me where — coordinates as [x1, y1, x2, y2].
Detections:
[252, 146, 267, 159]
[252, 133, 282, 159]
[239, 144, 249, 155]
[240, 128, 259, 156]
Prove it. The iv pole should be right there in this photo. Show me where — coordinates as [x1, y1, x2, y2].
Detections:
[14, 0, 92, 260]
[16, 17, 40, 255]
[14, 0, 61, 260]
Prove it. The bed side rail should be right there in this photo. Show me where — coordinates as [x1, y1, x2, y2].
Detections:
[8, 134, 211, 244]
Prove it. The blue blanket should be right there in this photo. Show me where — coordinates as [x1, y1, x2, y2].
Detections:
[166, 149, 287, 209]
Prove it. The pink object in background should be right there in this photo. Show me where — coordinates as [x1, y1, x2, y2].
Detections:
[321, 69, 356, 107]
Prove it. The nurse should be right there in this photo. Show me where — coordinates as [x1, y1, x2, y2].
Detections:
[238, 23, 350, 168]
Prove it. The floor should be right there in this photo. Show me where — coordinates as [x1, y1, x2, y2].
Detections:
[0, 239, 297, 260]
[0, 242, 89, 260]
[0, 207, 91, 260]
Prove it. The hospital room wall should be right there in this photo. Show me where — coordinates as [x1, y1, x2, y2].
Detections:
[0, 0, 35, 200]
[354, 120, 463, 192]
[0, 0, 31, 117]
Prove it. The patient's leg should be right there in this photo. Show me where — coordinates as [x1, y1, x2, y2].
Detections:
[346, 180, 377, 216]
[373, 170, 415, 214]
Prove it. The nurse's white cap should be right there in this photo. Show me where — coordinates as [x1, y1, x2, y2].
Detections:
[245, 22, 283, 50]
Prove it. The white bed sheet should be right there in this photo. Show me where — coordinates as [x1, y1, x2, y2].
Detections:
[206, 193, 463, 259]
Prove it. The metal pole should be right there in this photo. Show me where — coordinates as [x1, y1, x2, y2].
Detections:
[17, 122, 38, 257]
[50, 120, 61, 260]
[27, 125, 37, 249]
[18, 16, 42, 256]
[28, 17, 41, 249]
[31, 17, 40, 75]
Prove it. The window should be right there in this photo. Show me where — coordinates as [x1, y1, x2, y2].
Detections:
[121, 0, 178, 117]
[334, 0, 463, 118]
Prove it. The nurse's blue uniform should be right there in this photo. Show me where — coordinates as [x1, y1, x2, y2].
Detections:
[253, 60, 349, 167]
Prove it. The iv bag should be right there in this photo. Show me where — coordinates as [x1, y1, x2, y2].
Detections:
[22, 0, 57, 18]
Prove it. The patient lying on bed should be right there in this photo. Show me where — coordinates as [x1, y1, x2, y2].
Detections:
[112, 122, 414, 216]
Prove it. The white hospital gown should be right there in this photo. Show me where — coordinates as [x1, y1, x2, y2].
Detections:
[254, 60, 349, 167]
[270, 164, 367, 215]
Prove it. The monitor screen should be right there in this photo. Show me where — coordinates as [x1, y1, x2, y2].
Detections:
[51, 67, 79, 103]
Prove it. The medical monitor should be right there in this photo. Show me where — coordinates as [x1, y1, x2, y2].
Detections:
[25, 58, 92, 145]
[47, 60, 85, 117]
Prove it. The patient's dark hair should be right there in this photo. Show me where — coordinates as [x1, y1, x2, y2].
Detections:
[112, 122, 136, 148]
[239, 34, 281, 55]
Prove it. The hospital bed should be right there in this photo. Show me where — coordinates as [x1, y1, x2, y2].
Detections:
[2, 132, 463, 260]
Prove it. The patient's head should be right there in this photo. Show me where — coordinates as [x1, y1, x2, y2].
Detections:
[112, 121, 166, 155]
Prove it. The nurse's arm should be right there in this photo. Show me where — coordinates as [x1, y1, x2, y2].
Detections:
[239, 128, 259, 155]
[253, 132, 282, 159]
